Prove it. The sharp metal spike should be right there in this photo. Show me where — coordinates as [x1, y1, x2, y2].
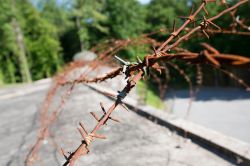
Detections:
[90, 112, 100, 122]
[203, 15, 207, 22]
[189, 4, 195, 15]
[172, 19, 176, 32]
[120, 103, 129, 112]
[109, 116, 120, 123]
[204, 50, 220, 67]
[100, 102, 107, 114]
[146, 56, 149, 67]
[202, 6, 209, 15]
[202, 30, 210, 39]
[114, 55, 130, 65]
[89, 133, 107, 139]
[152, 46, 158, 57]
[61, 148, 68, 160]
[79, 122, 88, 135]
[200, 43, 220, 54]
[179, 16, 189, 20]
[232, 60, 249, 65]
[193, 20, 196, 28]
[77, 127, 89, 144]
[101, 91, 117, 99]
[207, 20, 221, 30]
[137, 56, 143, 63]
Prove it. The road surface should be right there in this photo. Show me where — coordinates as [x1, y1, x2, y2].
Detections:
[0, 80, 233, 166]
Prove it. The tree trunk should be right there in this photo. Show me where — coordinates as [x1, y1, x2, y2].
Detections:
[11, 0, 32, 83]
[6, 56, 16, 83]
[11, 18, 32, 83]
[76, 17, 84, 51]
[0, 69, 4, 85]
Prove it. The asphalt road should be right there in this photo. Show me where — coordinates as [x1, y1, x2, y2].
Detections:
[165, 88, 250, 143]
[0, 80, 233, 166]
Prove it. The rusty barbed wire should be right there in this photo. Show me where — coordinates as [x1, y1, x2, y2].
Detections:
[158, 0, 249, 52]
[59, 67, 123, 85]
[59, 1, 250, 166]
[222, 1, 250, 31]
[24, 1, 250, 165]
[25, 58, 116, 166]
[25, 23, 168, 166]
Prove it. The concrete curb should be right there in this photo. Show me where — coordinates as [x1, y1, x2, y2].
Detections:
[0, 78, 51, 100]
[88, 83, 250, 166]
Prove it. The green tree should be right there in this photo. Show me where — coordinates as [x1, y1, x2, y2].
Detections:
[72, 0, 108, 50]
[19, 0, 62, 79]
[0, 0, 32, 83]
[35, 0, 72, 35]
[147, 0, 187, 30]
[105, 0, 147, 39]
[0, 0, 62, 83]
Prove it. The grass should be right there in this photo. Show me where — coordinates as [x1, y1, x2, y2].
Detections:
[137, 81, 165, 109]
[0, 82, 26, 89]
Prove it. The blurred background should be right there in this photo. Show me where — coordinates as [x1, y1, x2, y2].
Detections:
[0, 0, 250, 165]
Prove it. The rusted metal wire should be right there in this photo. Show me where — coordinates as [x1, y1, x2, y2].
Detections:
[25, 1, 250, 166]
[206, 29, 250, 36]
[160, 0, 249, 52]
[25, 58, 115, 166]
[223, 2, 250, 31]
[60, 67, 123, 85]
[61, 1, 250, 165]
[62, 70, 143, 166]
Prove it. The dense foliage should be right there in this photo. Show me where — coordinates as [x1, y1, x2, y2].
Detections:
[0, 0, 249, 86]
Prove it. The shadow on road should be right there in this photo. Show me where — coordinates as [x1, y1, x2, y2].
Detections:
[165, 87, 250, 101]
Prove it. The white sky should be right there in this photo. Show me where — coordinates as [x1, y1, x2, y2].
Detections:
[137, 0, 151, 4]
[33, 0, 151, 8]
